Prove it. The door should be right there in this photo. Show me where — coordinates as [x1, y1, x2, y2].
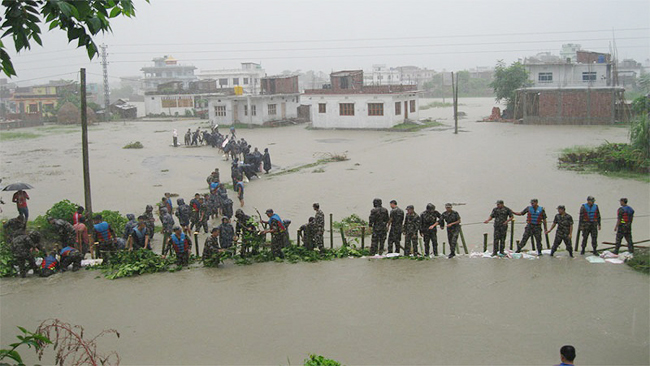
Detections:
[233, 102, 239, 122]
[404, 101, 408, 119]
[281, 102, 286, 119]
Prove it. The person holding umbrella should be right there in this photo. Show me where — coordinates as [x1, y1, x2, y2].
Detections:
[3, 183, 33, 221]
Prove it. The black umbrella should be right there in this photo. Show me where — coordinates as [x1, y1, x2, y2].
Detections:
[2, 182, 34, 191]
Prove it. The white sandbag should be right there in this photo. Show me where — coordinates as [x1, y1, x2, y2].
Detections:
[469, 252, 484, 258]
[385, 253, 400, 258]
[586, 256, 606, 263]
[81, 258, 103, 267]
[511, 253, 522, 259]
[600, 250, 618, 258]
[521, 253, 538, 260]
[541, 249, 552, 255]
[605, 258, 625, 264]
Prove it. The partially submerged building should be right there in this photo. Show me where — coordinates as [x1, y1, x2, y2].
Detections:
[303, 70, 419, 129]
[207, 75, 301, 126]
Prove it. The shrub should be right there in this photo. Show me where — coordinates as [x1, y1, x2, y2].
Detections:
[123, 141, 143, 149]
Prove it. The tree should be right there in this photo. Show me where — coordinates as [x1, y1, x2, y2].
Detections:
[0, 0, 148, 77]
[489, 60, 530, 110]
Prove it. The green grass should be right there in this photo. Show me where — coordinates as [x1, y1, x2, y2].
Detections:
[391, 119, 445, 131]
[626, 247, 649, 274]
[123, 141, 144, 149]
[0, 131, 40, 141]
[558, 143, 649, 182]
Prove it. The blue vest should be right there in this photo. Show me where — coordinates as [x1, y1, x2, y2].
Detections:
[132, 227, 148, 246]
[171, 233, 187, 253]
[527, 206, 543, 224]
[94, 222, 112, 242]
[42, 255, 58, 269]
[269, 214, 286, 232]
[60, 246, 76, 257]
[620, 205, 634, 224]
[582, 203, 598, 222]
[210, 182, 219, 191]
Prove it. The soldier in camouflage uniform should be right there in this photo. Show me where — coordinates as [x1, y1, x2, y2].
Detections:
[219, 217, 236, 250]
[11, 231, 42, 277]
[222, 197, 234, 219]
[189, 193, 201, 232]
[484, 200, 513, 256]
[122, 214, 138, 241]
[235, 209, 256, 256]
[203, 227, 221, 261]
[3, 215, 26, 242]
[420, 203, 441, 256]
[175, 198, 191, 235]
[48, 217, 76, 247]
[578, 196, 601, 255]
[402, 205, 420, 256]
[614, 198, 635, 255]
[142, 205, 155, 240]
[387, 200, 404, 254]
[440, 203, 462, 258]
[368, 198, 389, 255]
[299, 217, 315, 250]
[312, 203, 325, 251]
[196, 197, 209, 234]
[160, 207, 175, 255]
[262, 209, 285, 259]
[546, 205, 574, 257]
[514, 199, 547, 255]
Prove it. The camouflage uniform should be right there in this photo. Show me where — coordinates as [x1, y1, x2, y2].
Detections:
[197, 203, 209, 233]
[269, 219, 285, 258]
[60, 247, 83, 271]
[550, 213, 574, 256]
[615, 205, 635, 254]
[3, 217, 26, 242]
[368, 200, 389, 255]
[11, 232, 42, 277]
[160, 210, 175, 255]
[203, 235, 220, 261]
[219, 222, 235, 249]
[387, 206, 404, 253]
[122, 215, 138, 240]
[402, 211, 420, 256]
[142, 208, 155, 240]
[440, 210, 461, 257]
[579, 203, 601, 254]
[489, 206, 513, 255]
[175, 199, 191, 228]
[51, 219, 76, 247]
[222, 198, 234, 219]
[235, 210, 256, 256]
[516, 206, 546, 254]
[313, 209, 325, 250]
[299, 221, 315, 250]
[420, 206, 441, 256]
[189, 198, 201, 231]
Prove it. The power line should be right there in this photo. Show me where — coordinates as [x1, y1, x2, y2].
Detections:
[10, 72, 79, 84]
[110, 27, 650, 47]
[105, 36, 650, 56]
[107, 44, 650, 64]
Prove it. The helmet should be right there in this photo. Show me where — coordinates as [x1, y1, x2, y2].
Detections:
[235, 209, 244, 217]
[177, 198, 185, 205]
[426, 203, 435, 210]
[373, 198, 382, 207]
[406, 205, 414, 210]
[160, 208, 168, 214]
[28, 231, 41, 242]
[126, 214, 136, 221]
[145, 205, 153, 212]
[587, 196, 595, 202]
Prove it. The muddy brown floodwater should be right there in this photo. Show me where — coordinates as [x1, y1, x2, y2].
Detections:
[1, 98, 648, 365]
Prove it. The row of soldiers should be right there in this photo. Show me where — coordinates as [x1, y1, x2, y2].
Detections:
[365, 196, 636, 258]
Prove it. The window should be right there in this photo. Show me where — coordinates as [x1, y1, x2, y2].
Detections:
[251, 105, 257, 116]
[582, 72, 597, 82]
[395, 102, 401, 115]
[219, 78, 228, 86]
[233, 78, 239, 85]
[244, 105, 248, 116]
[319, 103, 326, 113]
[268, 104, 277, 115]
[409, 100, 416, 112]
[161, 96, 177, 108]
[339, 103, 354, 116]
[215, 105, 226, 117]
[178, 97, 192, 107]
[243, 78, 249, 85]
[28, 104, 38, 113]
[538, 72, 553, 83]
[368, 103, 384, 116]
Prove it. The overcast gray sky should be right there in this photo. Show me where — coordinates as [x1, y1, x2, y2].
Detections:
[5, 0, 650, 86]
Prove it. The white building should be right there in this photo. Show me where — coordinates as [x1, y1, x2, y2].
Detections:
[208, 94, 301, 126]
[560, 43, 582, 63]
[363, 64, 403, 85]
[198, 62, 265, 95]
[524, 63, 611, 88]
[145, 92, 226, 116]
[304, 93, 419, 129]
[303, 70, 419, 129]
[140, 56, 197, 92]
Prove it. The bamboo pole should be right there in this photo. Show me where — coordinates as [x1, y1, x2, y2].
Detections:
[510, 220, 515, 250]
[361, 227, 365, 249]
[329, 213, 333, 249]
[443, 242, 446, 255]
[574, 225, 581, 251]
[340, 227, 348, 247]
[483, 233, 488, 252]
[296, 230, 301, 247]
[194, 232, 199, 256]
[459, 228, 468, 254]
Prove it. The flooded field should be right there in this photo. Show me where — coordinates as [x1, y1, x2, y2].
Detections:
[1, 98, 648, 364]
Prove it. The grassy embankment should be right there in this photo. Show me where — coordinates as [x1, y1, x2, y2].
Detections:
[626, 247, 649, 274]
[391, 118, 445, 131]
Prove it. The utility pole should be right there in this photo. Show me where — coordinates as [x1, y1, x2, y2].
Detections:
[452, 72, 459, 134]
[100, 44, 110, 121]
[80, 68, 92, 217]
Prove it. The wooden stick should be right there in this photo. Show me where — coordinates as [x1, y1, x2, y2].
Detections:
[510, 220, 515, 250]
[194, 232, 200, 256]
[361, 227, 365, 249]
[459, 228, 468, 254]
[339, 227, 348, 247]
[575, 224, 581, 251]
[329, 213, 333, 249]
[483, 233, 488, 252]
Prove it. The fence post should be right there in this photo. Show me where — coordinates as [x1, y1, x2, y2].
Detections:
[361, 227, 365, 249]
[459, 227, 468, 254]
[510, 220, 515, 250]
[340, 227, 348, 247]
[483, 233, 488, 252]
[329, 213, 333, 249]
[297, 230, 301, 247]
